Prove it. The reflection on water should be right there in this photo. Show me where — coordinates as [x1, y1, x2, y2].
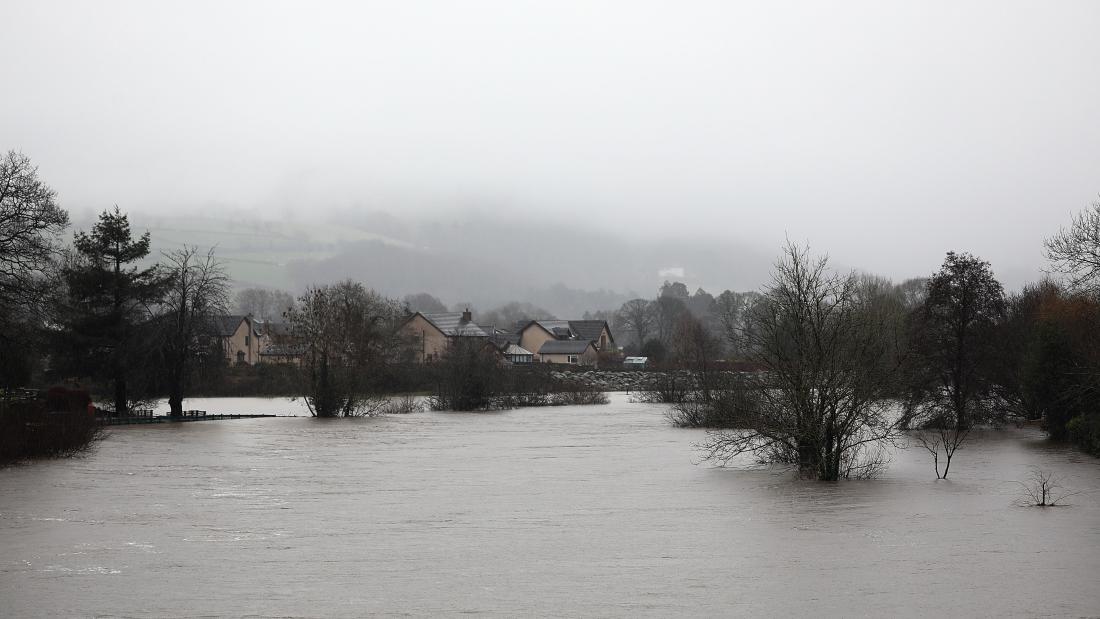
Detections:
[2, 394, 1098, 617]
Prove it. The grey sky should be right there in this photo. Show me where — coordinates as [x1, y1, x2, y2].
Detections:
[3, 1, 1098, 290]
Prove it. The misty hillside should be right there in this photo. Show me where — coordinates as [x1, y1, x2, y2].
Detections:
[71, 209, 779, 316]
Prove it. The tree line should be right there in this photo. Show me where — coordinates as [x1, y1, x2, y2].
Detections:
[1, 150, 234, 418]
[0, 151, 606, 421]
[3, 150, 1098, 452]
[650, 202, 1100, 479]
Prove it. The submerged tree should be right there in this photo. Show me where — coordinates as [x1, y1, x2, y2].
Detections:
[428, 336, 508, 411]
[903, 252, 1005, 478]
[286, 280, 405, 417]
[700, 243, 902, 480]
[158, 247, 230, 417]
[59, 207, 165, 415]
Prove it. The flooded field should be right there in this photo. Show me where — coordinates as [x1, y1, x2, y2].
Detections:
[2, 394, 1098, 617]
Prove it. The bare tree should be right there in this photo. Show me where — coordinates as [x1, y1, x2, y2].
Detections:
[234, 287, 295, 322]
[1045, 199, 1100, 295]
[912, 419, 969, 480]
[700, 243, 902, 480]
[0, 151, 68, 303]
[672, 313, 722, 402]
[402, 292, 447, 314]
[652, 295, 686, 344]
[479, 301, 554, 330]
[286, 281, 405, 417]
[895, 277, 929, 311]
[1014, 468, 1081, 507]
[158, 247, 231, 417]
[714, 290, 758, 358]
[615, 298, 655, 345]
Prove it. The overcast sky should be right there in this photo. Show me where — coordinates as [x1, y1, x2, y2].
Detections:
[2, 1, 1098, 287]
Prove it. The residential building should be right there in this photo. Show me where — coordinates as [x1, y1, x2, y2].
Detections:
[536, 339, 598, 366]
[213, 315, 263, 365]
[400, 309, 491, 363]
[257, 322, 305, 365]
[516, 319, 615, 366]
[502, 344, 535, 364]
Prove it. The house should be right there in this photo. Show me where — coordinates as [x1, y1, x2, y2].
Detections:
[536, 339, 598, 366]
[400, 309, 492, 363]
[213, 315, 263, 365]
[502, 344, 535, 364]
[516, 319, 615, 366]
[257, 322, 305, 365]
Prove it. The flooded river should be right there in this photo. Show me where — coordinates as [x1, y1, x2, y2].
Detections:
[2, 394, 1099, 617]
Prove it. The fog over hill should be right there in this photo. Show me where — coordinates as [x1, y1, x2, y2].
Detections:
[66, 208, 786, 316]
[66, 204, 1044, 317]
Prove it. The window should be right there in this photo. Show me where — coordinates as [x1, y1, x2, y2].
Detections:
[245, 335, 250, 346]
[568, 355, 578, 364]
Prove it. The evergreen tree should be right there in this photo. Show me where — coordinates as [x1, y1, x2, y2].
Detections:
[60, 207, 164, 414]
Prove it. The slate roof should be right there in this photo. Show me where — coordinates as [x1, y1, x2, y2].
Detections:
[528, 319, 612, 345]
[261, 321, 294, 338]
[567, 320, 611, 344]
[537, 340, 594, 355]
[419, 312, 490, 337]
[488, 331, 521, 350]
[211, 315, 254, 337]
[534, 320, 572, 336]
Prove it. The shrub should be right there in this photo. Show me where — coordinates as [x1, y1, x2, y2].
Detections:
[1066, 414, 1100, 457]
[0, 391, 103, 465]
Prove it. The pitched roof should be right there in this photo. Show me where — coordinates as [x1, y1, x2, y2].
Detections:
[260, 321, 294, 337]
[538, 339, 594, 355]
[504, 344, 533, 356]
[211, 315, 251, 337]
[488, 331, 521, 350]
[526, 319, 611, 345]
[567, 320, 611, 343]
[418, 312, 489, 337]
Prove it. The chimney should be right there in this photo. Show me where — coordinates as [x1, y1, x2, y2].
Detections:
[461, 308, 472, 323]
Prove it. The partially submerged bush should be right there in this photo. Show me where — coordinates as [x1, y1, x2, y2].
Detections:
[550, 385, 610, 406]
[665, 390, 740, 428]
[0, 391, 103, 465]
[1015, 467, 1080, 506]
[380, 394, 425, 415]
[633, 371, 694, 404]
[428, 340, 610, 411]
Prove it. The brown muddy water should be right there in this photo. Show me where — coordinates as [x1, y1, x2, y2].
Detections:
[2, 393, 1098, 617]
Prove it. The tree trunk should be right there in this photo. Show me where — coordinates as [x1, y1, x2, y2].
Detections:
[114, 377, 128, 416]
[168, 381, 183, 418]
[797, 438, 820, 479]
[168, 350, 186, 418]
